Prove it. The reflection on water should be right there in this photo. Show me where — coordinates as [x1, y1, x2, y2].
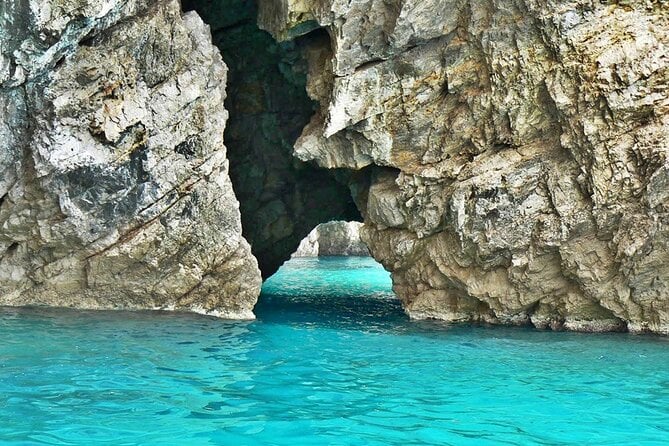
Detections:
[1, 257, 669, 445]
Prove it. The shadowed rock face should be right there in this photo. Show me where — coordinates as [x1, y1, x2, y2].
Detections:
[181, 0, 361, 278]
[259, 0, 669, 333]
[0, 0, 261, 318]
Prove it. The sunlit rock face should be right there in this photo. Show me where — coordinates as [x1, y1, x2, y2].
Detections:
[293, 221, 369, 257]
[181, 0, 362, 278]
[259, 0, 669, 333]
[0, 0, 261, 318]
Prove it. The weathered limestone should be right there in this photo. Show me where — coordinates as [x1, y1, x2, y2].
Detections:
[0, 0, 261, 318]
[259, 0, 669, 333]
[293, 221, 369, 257]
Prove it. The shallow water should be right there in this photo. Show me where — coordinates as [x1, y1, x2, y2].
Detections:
[2, 256, 669, 445]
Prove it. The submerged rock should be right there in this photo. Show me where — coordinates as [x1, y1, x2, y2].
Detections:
[259, 0, 669, 333]
[0, 0, 261, 318]
[293, 221, 369, 257]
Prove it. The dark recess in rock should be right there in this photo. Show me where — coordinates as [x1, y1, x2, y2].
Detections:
[5, 242, 19, 256]
[175, 135, 199, 159]
[181, 0, 362, 278]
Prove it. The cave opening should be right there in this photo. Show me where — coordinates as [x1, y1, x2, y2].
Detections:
[257, 219, 402, 323]
[181, 0, 363, 279]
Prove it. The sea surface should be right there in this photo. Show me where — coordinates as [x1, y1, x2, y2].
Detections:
[1, 256, 669, 445]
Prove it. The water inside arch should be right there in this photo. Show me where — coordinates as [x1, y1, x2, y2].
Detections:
[256, 221, 404, 326]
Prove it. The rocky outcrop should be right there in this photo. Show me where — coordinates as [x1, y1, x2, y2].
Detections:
[259, 1, 669, 333]
[181, 0, 361, 278]
[293, 221, 369, 257]
[0, 0, 261, 318]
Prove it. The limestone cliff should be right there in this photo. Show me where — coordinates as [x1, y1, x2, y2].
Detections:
[259, 0, 669, 333]
[0, 0, 261, 318]
[293, 221, 369, 257]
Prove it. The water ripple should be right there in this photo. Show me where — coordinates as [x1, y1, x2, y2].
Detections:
[1, 258, 669, 444]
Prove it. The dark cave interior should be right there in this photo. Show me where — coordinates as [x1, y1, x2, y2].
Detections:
[181, 0, 363, 278]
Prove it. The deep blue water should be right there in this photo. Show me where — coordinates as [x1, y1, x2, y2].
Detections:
[2, 256, 669, 445]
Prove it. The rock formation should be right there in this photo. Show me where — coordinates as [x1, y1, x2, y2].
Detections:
[258, 0, 669, 333]
[182, 0, 362, 278]
[0, 0, 261, 318]
[293, 221, 369, 257]
[2, 0, 669, 333]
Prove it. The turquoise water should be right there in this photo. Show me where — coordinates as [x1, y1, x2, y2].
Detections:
[2, 256, 669, 445]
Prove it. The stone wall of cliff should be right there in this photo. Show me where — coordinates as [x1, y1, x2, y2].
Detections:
[258, 0, 669, 333]
[0, 0, 261, 318]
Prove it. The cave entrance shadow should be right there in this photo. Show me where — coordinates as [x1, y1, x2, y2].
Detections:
[179, 3, 404, 327]
[181, 0, 363, 280]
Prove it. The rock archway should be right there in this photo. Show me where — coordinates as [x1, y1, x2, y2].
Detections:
[256, 0, 669, 333]
[1, 0, 668, 334]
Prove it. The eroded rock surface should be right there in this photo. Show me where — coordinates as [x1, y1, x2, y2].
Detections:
[260, 0, 669, 333]
[0, 0, 261, 318]
[293, 221, 369, 257]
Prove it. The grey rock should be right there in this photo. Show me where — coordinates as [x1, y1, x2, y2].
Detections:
[293, 221, 370, 257]
[260, 0, 669, 333]
[0, 0, 261, 318]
